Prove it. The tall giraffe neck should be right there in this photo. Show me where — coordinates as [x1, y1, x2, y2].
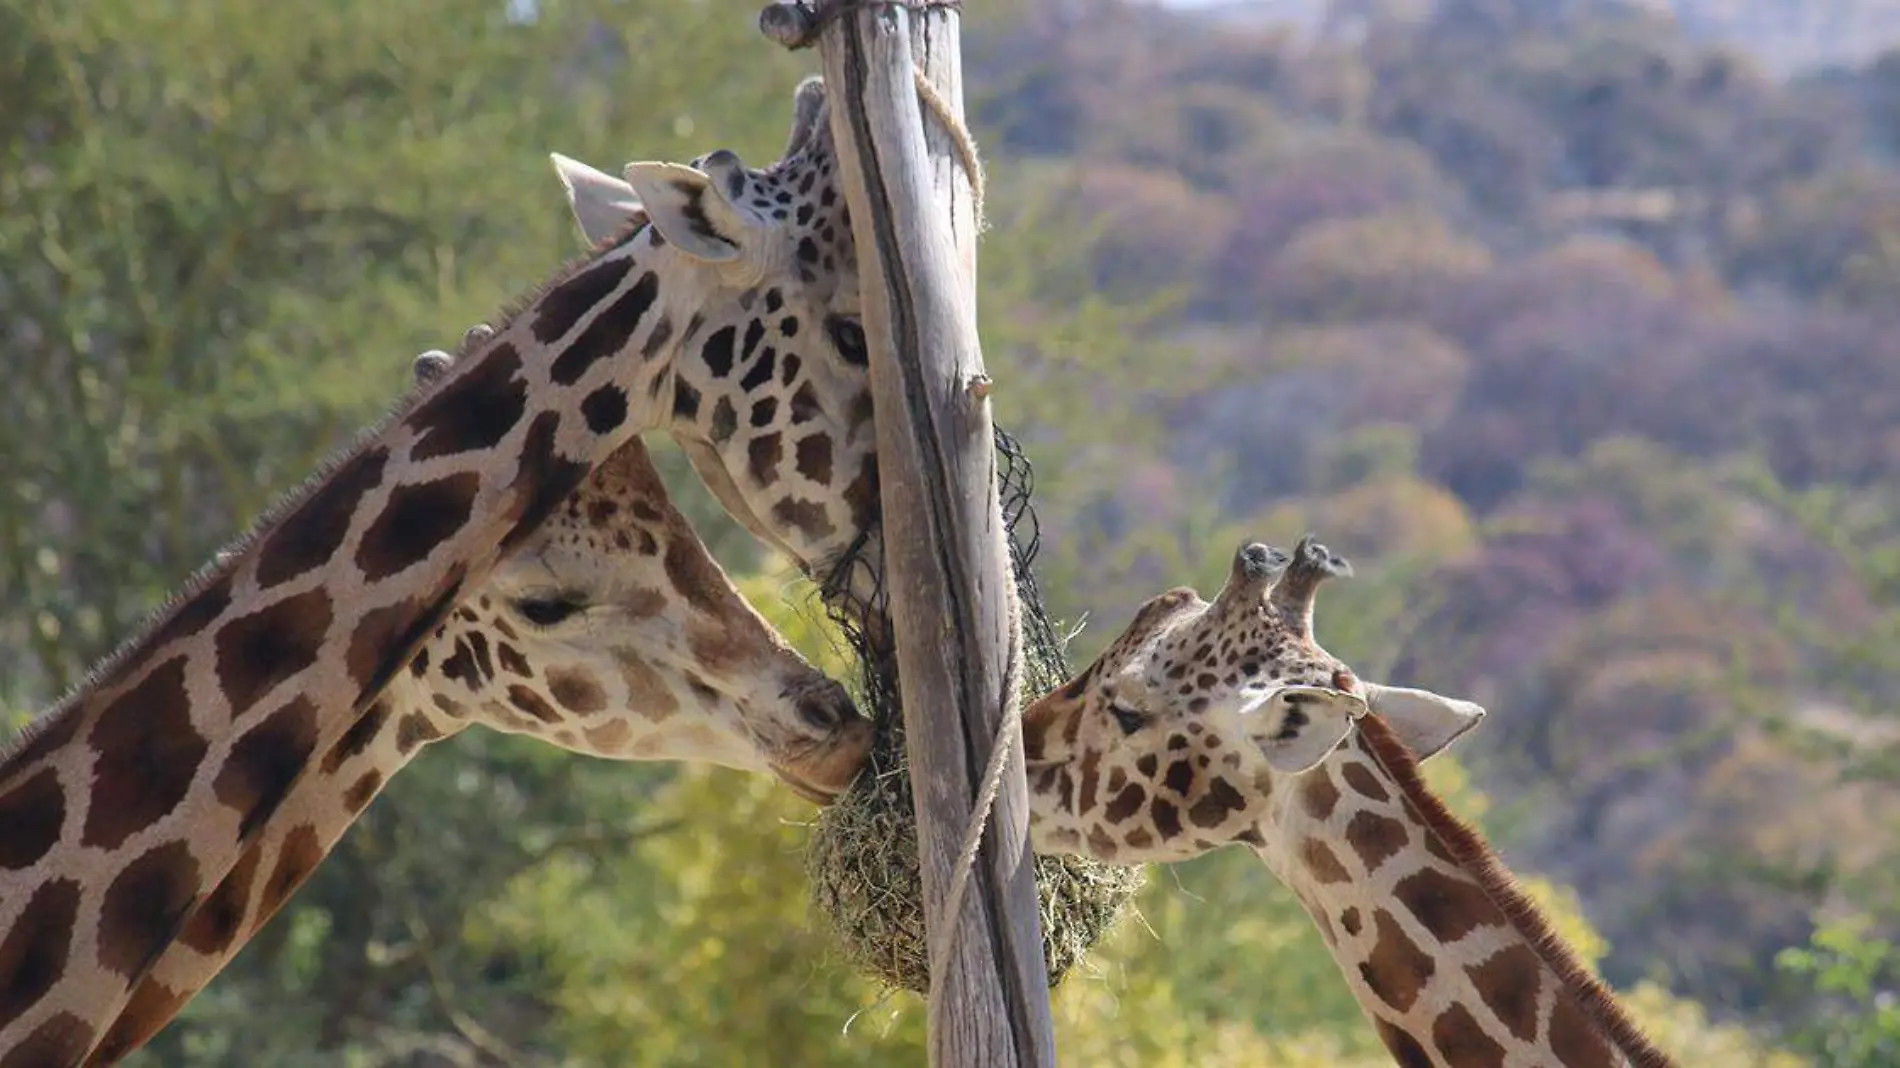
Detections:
[0, 227, 692, 1063]
[97, 687, 450, 1062]
[1257, 715, 1676, 1068]
[85, 423, 871, 1061]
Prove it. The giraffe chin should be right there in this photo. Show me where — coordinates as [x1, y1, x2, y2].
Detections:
[777, 772, 841, 805]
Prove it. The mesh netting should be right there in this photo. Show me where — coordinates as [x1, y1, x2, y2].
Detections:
[804, 425, 1145, 994]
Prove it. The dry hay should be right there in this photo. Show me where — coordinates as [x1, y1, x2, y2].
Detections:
[806, 714, 1145, 994]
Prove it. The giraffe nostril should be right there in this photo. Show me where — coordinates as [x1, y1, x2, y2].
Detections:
[795, 685, 853, 732]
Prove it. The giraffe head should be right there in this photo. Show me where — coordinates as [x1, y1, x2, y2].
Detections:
[549, 76, 883, 598]
[1021, 536, 1486, 862]
[403, 346, 869, 802]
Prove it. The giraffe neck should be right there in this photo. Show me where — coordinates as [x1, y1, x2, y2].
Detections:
[92, 681, 461, 1062]
[87, 684, 450, 1060]
[1254, 716, 1676, 1068]
[0, 226, 685, 1062]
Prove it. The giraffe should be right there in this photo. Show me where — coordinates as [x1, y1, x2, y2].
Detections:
[543, 118, 886, 611]
[76, 344, 873, 1063]
[0, 80, 879, 1065]
[1018, 537, 1678, 1068]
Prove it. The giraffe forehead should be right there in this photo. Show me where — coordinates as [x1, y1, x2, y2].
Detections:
[741, 152, 854, 296]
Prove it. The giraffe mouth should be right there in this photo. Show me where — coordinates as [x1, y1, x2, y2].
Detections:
[777, 771, 841, 805]
[770, 712, 874, 805]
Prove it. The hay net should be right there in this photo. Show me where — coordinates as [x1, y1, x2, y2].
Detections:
[804, 425, 1144, 994]
[815, 424, 1072, 722]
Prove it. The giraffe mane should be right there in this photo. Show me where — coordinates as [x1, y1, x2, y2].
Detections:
[2, 217, 658, 770]
[1353, 713, 1678, 1068]
[453, 208, 655, 362]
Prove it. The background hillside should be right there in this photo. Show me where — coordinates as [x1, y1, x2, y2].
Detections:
[3, 0, 1897, 1063]
[1183, 0, 1900, 74]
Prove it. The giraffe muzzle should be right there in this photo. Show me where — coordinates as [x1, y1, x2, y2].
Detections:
[772, 682, 874, 804]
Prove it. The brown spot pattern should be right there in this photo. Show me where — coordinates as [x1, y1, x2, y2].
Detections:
[83, 657, 207, 850]
[137, 572, 234, 664]
[179, 844, 262, 957]
[547, 669, 607, 714]
[1358, 909, 1435, 1012]
[213, 588, 334, 720]
[255, 448, 389, 587]
[0, 1011, 92, 1068]
[663, 531, 727, 614]
[585, 720, 633, 752]
[1163, 759, 1194, 797]
[581, 382, 630, 435]
[92, 978, 191, 1064]
[507, 685, 563, 725]
[1076, 751, 1101, 813]
[408, 345, 528, 461]
[499, 412, 592, 555]
[1431, 1003, 1508, 1068]
[1187, 775, 1247, 828]
[709, 396, 738, 444]
[0, 878, 80, 1025]
[622, 659, 680, 721]
[394, 712, 444, 753]
[343, 770, 385, 813]
[439, 638, 485, 691]
[353, 472, 481, 582]
[256, 824, 324, 928]
[747, 432, 783, 488]
[770, 497, 836, 546]
[1374, 1020, 1434, 1068]
[323, 698, 393, 775]
[1342, 761, 1390, 802]
[98, 840, 201, 979]
[1104, 783, 1146, 823]
[534, 256, 633, 346]
[550, 269, 660, 385]
[1299, 837, 1352, 884]
[214, 696, 319, 837]
[347, 598, 440, 698]
[1345, 810, 1410, 871]
[795, 434, 833, 485]
[1394, 866, 1507, 943]
[496, 642, 531, 677]
[0, 768, 63, 871]
[1469, 944, 1543, 1042]
[1549, 993, 1619, 1068]
[1151, 798, 1182, 839]
[1301, 770, 1340, 821]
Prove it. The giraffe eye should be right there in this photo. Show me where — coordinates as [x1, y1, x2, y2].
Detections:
[513, 594, 585, 628]
[826, 316, 868, 367]
[1108, 703, 1147, 735]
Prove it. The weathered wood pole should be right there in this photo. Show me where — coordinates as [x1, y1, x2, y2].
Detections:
[761, 2, 1057, 1066]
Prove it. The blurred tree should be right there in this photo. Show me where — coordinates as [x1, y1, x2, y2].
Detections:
[1777, 918, 1900, 1068]
[1260, 208, 1491, 323]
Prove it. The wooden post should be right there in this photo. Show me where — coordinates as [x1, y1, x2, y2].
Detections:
[761, 3, 1056, 1066]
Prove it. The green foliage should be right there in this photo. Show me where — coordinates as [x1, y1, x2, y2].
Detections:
[1777, 919, 1900, 1067]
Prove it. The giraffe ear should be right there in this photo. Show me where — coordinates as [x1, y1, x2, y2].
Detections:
[551, 153, 644, 246]
[1362, 683, 1486, 760]
[623, 162, 747, 263]
[1239, 686, 1358, 774]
